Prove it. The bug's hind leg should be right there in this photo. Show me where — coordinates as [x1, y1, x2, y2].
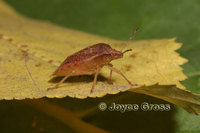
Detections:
[90, 67, 101, 93]
[106, 64, 137, 86]
[47, 75, 69, 91]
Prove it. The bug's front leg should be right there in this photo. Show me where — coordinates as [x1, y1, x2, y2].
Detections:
[107, 63, 113, 84]
[90, 67, 101, 93]
[108, 70, 113, 84]
[106, 64, 137, 86]
[47, 75, 69, 91]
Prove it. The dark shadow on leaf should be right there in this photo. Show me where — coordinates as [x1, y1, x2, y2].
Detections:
[48, 74, 108, 83]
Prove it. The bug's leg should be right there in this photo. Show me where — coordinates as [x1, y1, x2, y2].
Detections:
[108, 69, 113, 84]
[90, 67, 101, 93]
[47, 75, 69, 91]
[106, 64, 137, 86]
[107, 63, 113, 84]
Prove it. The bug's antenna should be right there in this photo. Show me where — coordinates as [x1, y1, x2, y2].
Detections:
[123, 49, 132, 54]
[121, 27, 140, 52]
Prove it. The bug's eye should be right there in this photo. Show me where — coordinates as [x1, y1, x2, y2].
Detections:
[104, 54, 111, 61]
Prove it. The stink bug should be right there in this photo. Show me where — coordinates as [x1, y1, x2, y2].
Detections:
[48, 28, 139, 93]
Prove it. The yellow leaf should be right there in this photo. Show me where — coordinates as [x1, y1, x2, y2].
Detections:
[0, 1, 200, 114]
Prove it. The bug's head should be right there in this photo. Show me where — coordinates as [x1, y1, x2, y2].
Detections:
[110, 49, 132, 60]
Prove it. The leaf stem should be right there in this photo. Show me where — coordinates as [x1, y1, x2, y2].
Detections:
[24, 99, 109, 133]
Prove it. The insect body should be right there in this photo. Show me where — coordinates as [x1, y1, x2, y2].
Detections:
[48, 28, 139, 93]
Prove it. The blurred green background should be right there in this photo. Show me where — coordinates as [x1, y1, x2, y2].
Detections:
[0, 0, 200, 133]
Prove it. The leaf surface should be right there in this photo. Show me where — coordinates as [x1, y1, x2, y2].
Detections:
[0, 1, 200, 114]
